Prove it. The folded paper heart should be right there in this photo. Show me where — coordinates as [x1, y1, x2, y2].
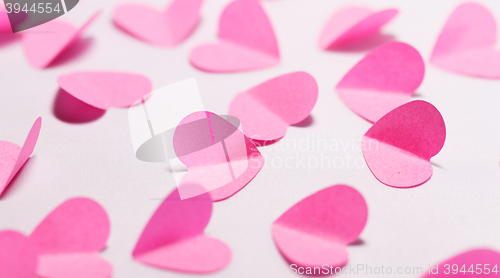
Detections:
[22, 11, 99, 69]
[318, 6, 398, 50]
[272, 185, 368, 269]
[431, 3, 500, 78]
[133, 185, 231, 273]
[190, 0, 280, 72]
[113, 0, 203, 47]
[362, 100, 446, 188]
[173, 112, 264, 200]
[421, 249, 500, 277]
[0, 198, 112, 278]
[228, 72, 318, 141]
[0, 117, 41, 197]
[57, 71, 152, 109]
[336, 41, 425, 123]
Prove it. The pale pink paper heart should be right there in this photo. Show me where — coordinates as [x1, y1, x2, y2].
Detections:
[190, 0, 279, 72]
[319, 6, 398, 50]
[362, 100, 446, 188]
[421, 249, 500, 277]
[173, 112, 264, 201]
[133, 185, 231, 273]
[22, 12, 99, 69]
[228, 72, 318, 141]
[0, 231, 38, 278]
[113, 0, 203, 47]
[57, 72, 152, 109]
[272, 185, 367, 268]
[0, 117, 41, 197]
[336, 42, 425, 123]
[431, 3, 500, 78]
[29, 197, 112, 278]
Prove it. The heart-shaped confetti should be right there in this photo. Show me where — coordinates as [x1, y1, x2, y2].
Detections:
[422, 249, 500, 277]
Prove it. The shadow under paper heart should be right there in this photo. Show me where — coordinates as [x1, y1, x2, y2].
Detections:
[53, 89, 105, 123]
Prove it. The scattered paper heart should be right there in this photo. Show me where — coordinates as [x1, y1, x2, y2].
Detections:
[190, 0, 279, 72]
[362, 100, 446, 188]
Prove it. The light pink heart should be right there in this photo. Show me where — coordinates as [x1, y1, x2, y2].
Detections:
[57, 71, 152, 109]
[229, 72, 318, 141]
[422, 249, 500, 277]
[431, 3, 500, 78]
[319, 6, 398, 50]
[362, 100, 446, 188]
[0, 117, 41, 197]
[22, 12, 99, 69]
[336, 42, 425, 123]
[190, 0, 279, 72]
[133, 186, 231, 273]
[0, 231, 38, 278]
[113, 0, 203, 47]
[272, 185, 368, 268]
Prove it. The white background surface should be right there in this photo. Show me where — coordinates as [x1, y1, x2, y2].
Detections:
[1, 0, 500, 277]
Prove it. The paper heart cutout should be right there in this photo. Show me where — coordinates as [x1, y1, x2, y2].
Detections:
[336, 42, 425, 123]
[0, 231, 38, 278]
[362, 100, 446, 188]
[29, 197, 112, 278]
[57, 72, 152, 109]
[272, 185, 367, 268]
[22, 12, 99, 69]
[190, 0, 279, 72]
[228, 72, 317, 141]
[173, 112, 264, 201]
[319, 6, 398, 50]
[113, 0, 203, 47]
[133, 185, 231, 273]
[0, 117, 41, 197]
[431, 3, 500, 78]
[422, 249, 500, 277]
[0, 198, 112, 278]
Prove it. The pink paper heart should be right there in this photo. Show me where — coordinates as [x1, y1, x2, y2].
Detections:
[228, 72, 318, 141]
[0, 117, 41, 197]
[113, 0, 203, 47]
[0, 231, 38, 278]
[422, 249, 500, 277]
[173, 112, 264, 201]
[29, 197, 112, 278]
[319, 6, 398, 50]
[336, 42, 425, 123]
[431, 3, 500, 78]
[272, 185, 367, 268]
[21, 12, 99, 69]
[362, 100, 446, 188]
[57, 72, 152, 109]
[190, 0, 279, 72]
[133, 186, 231, 273]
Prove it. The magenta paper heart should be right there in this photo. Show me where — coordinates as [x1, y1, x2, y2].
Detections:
[57, 72, 152, 109]
[190, 0, 279, 72]
[319, 6, 398, 50]
[422, 249, 500, 277]
[431, 3, 500, 78]
[173, 112, 264, 201]
[0, 117, 41, 197]
[22, 12, 99, 69]
[272, 185, 367, 268]
[362, 100, 446, 188]
[336, 42, 425, 123]
[113, 0, 203, 47]
[133, 186, 231, 273]
[228, 72, 318, 141]
[29, 197, 112, 278]
[0, 231, 38, 278]
[0, 198, 112, 278]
